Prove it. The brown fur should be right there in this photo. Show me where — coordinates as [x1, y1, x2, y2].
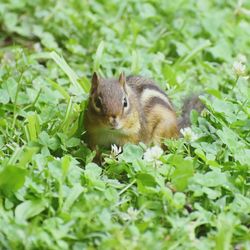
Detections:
[144, 105, 178, 144]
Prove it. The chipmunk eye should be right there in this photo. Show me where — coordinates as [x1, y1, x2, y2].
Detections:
[95, 97, 102, 109]
[123, 97, 128, 108]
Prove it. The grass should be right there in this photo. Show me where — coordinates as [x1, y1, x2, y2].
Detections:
[0, 0, 250, 249]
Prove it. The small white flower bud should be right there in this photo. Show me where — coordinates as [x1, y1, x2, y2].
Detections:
[143, 145, 163, 163]
[180, 127, 198, 142]
[233, 61, 246, 76]
[111, 144, 122, 157]
[237, 54, 247, 64]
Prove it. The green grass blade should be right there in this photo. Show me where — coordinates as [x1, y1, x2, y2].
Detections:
[31, 52, 85, 93]
[47, 78, 71, 101]
[26, 114, 40, 141]
[177, 40, 211, 66]
[94, 41, 105, 72]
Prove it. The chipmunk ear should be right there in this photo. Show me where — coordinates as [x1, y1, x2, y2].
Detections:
[91, 72, 99, 90]
[118, 72, 126, 87]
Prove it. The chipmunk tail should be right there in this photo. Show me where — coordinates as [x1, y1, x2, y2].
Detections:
[178, 94, 204, 129]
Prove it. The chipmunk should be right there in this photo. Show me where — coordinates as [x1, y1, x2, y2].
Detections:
[83, 72, 179, 150]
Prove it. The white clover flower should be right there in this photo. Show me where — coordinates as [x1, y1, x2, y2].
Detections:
[33, 42, 42, 52]
[233, 61, 246, 76]
[120, 207, 138, 221]
[127, 207, 138, 220]
[143, 145, 163, 163]
[111, 144, 122, 157]
[180, 127, 198, 142]
[237, 54, 247, 64]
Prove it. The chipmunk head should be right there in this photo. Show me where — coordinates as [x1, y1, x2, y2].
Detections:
[89, 72, 131, 130]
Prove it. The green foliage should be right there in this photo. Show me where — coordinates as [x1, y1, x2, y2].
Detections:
[0, 0, 250, 249]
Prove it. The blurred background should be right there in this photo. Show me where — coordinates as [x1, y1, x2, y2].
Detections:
[1, 0, 249, 101]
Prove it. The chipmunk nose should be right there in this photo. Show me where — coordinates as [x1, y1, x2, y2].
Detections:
[109, 116, 118, 128]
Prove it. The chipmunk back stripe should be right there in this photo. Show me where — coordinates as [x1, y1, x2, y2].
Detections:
[140, 88, 173, 110]
[144, 96, 172, 111]
[137, 83, 167, 96]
